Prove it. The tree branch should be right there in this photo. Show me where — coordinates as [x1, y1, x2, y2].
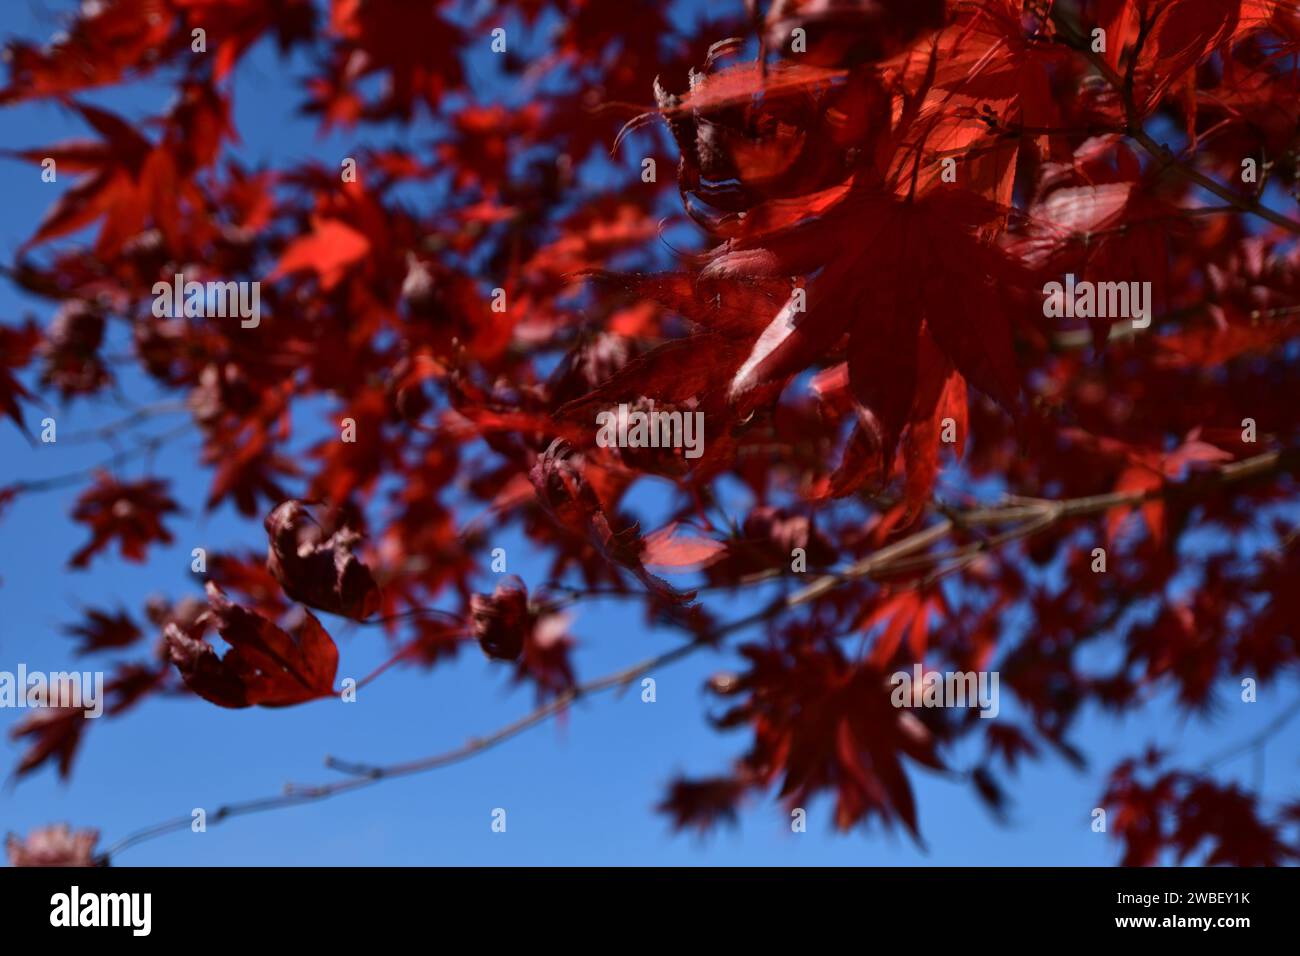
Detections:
[97, 447, 1300, 862]
[1050, 8, 1300, 236]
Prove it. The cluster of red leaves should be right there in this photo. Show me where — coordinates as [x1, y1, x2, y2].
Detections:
[5, 823, 101, 868]
[1103, 750, 1300, 865]
[471, 576, 577, 699]
[699, 642, 946, 834]
[4, 0, 1300, 865]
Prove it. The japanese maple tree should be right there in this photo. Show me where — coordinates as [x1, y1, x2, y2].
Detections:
[3, 0, 1300, 867]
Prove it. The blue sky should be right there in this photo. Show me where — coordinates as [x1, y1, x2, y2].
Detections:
[0, 1, 1295, 866]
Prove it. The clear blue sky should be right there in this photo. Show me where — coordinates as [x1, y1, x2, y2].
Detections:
[0, 0, 1293, 866]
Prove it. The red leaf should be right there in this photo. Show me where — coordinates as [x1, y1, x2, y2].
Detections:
[65, 607, 142, 656]
[641, 523, 726, 572]
[658, 776, 748, 833]
[68, 473, 181, 569]
[9, 707, 89, 780]
[264, 500, 381, 620]
[0, 320, 41, 433]
[165, 583, 339, 708]
[271, 217, 371, 290]
[471, 576, 531, 662]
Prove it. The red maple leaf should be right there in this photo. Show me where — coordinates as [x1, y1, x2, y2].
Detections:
[165, 583, 339, 708]
[68, 472, 181, 568]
